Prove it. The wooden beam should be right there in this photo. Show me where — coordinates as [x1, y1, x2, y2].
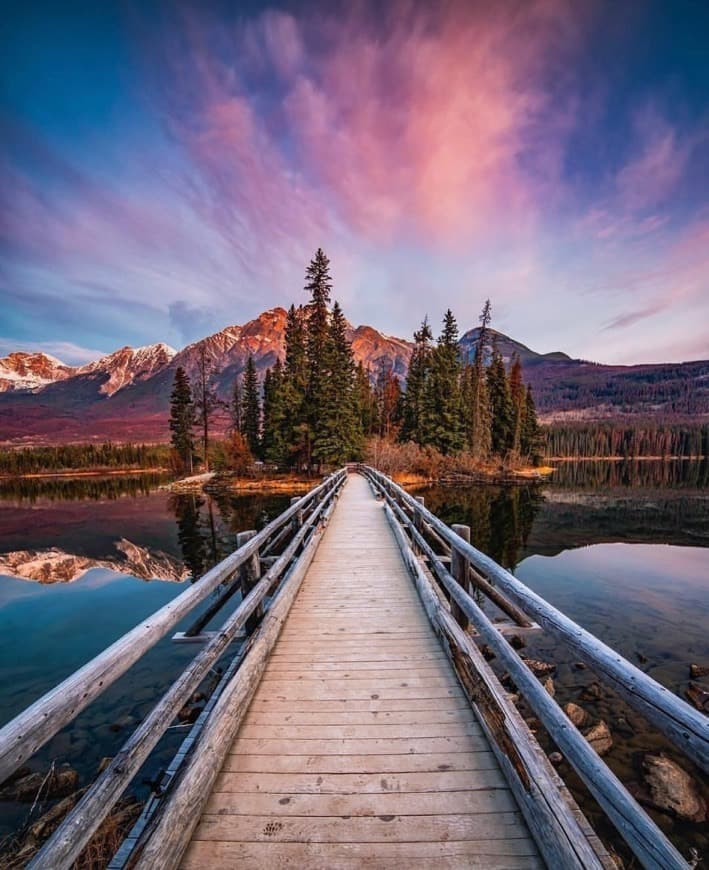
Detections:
[129, 494, 342, 870]
[26, 480, 345, 870]
[0, 470, 344, 788]
[383, 499, 688, 870]
[367, 467, 709, 774]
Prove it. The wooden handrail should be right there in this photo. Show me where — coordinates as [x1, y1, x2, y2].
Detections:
[0, 470, 345, 785]
[27, 477, 345, 870]
[363, 466, 709, 774]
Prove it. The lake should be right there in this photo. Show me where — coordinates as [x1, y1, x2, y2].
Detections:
[0, 462, 707, 861]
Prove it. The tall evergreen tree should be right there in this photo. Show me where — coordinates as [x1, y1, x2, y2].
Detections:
[487, 340, 514, 457]
[355, 362, 377, 437]
[261, 359, 288, 465]
[314, 301, 362, 464]
[465, 300, 492, 459]
[400, 317, 433, 444]
[508, 353, 526, 458]
[241, 354, 261, 458]
[303, 248, 333, 470]
[521, 384, 542, 463]
[282, 304, 308, 469]
[426, 309, 464, 454]
[169, 367, 195, 473]
[374, 362, 402, 439]
[193, 345, 221, 471]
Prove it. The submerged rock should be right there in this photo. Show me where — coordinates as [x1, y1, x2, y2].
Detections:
[564, 702, 590, 728]
[525, 659, 556, 677]
[0, 765, 79, 802]
[584, 721, 613, 756]
[686, 682, 709, 713]
[641, 755, 707, 823]
[689, 664, 709, 679]
[580, 682, 602, 701]
[543, 677, 555, 697]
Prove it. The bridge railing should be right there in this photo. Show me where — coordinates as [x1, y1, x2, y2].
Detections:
[0, 468, 347, 870]
[362, 466, 705, 870]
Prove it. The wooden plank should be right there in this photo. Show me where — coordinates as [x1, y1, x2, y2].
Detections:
[235, 722, 481, 740]
[246, 697, 473, 712]
[373, 467, 709, 774]
[0, 473, 345, 787]
[242, 709, 471, 725]
[229, 736, 487, 756]
[182, 841, 543, 869]
[220, 752, 498, 774]
[204, 787, 515, 815]
[192, 812, 528, 843]
[213, 768, 508, 794]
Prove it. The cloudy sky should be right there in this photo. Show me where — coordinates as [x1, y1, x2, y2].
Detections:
[1, 0, 707, 364]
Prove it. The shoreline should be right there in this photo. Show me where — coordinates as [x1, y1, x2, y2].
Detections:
[0, 467, 168, 481]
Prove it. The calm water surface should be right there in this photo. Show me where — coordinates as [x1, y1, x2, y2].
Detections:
[0, 463, 707, 859]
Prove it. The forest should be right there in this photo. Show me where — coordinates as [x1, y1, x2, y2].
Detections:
[168, 249, 543, 475]
[545, 422, 709, 459]
[0, 442, 171, 475]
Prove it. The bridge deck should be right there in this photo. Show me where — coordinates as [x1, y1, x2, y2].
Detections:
[182, 474, 542, 869]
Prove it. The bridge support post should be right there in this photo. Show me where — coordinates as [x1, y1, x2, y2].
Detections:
[413, 496, 425, 555]
[450, 524, 471, 630]
[237, 530, 261, 633]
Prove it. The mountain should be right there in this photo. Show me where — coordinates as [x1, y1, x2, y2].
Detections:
[0, 352, 74, 393]
[0, 308, 706, 444]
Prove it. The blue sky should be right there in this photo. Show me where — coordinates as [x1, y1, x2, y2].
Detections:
[1, 0, 708, 364]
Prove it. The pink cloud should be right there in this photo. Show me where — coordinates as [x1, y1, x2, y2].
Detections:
[152, 1, 583, 251]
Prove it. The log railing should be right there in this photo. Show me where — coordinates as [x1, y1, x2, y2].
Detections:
[0, 468, 346, 870]
[362, 466, 703, 870]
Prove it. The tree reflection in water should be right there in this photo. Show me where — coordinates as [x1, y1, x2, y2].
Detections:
[168, 491, 293, 581]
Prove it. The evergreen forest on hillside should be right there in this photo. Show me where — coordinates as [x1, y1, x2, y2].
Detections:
[168, 248, 544, 475]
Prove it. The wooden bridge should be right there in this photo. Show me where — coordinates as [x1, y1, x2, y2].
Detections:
[0, 468, 707, 869]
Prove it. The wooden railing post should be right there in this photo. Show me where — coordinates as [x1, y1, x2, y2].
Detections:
[237, 530, 261, 633]
[413, 496, 425, 554]
[290, 495, 304, 532]
[450, 524, 471, 629]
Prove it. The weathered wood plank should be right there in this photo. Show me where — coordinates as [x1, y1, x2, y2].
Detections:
[204, 787, 515, 815]
[192, 812, 529, 843]
[221, 751, 499, 774]
[242, 708, 470, 725]
[213, 768, 508, 794]
[235, 722, 480, 739]
[182, 841, 543, 869]
[229, 735, 487, 756]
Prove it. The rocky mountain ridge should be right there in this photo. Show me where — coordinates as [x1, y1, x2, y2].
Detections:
[0, 307, 706, 443]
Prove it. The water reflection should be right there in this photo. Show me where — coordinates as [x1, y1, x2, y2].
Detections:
[415, 485, 544, 570]
[0, 472, 168, 503]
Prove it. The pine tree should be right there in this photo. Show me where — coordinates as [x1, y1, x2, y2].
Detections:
[487, 340, 514, 457]
[521, 384, 542, 463]
[193, 345, 221, 472]
[261, 359, 288, 465]
[355, 362, 377, 436]
[509, 354, 526, 458]
[304, 248, 333, 470]
[314, 301, 363, 465]
[169, 367, 195, 473]
[465, 300, 493, 459]
[241, 354, 261, 458]
[400, 317, 434, 445]
[282, 305, 308, 469]
[426, 310, 463, 454]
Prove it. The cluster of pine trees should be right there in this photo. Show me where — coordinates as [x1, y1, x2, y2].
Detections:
[169, 249, 365, 473]
[400, 302, 542, 463]
[169, 248, 543, 474]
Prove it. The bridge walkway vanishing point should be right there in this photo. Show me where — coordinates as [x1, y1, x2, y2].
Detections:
[181, 473, 541, 869]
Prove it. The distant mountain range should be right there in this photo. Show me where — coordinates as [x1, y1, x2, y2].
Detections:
[0, 307, 706, 444]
